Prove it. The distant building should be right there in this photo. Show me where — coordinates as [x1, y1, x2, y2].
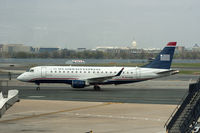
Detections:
[175, 46, 185, 53]
[192, 44, 200, 52]
[96, 46, 130, 52]
[96, 46, 160, 54]
[143, 48, 161, 54]
[1, 44, 60, 53]
[2, 44, 31, 53]
[30, 47, 40, 53]
[39, 47, 59, 53]
[0, 44, 3, 52]
[77, 48, 86, 52]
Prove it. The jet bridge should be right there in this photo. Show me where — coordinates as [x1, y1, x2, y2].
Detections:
[0, 80, 20, 118]
[165, 79, 200, 133]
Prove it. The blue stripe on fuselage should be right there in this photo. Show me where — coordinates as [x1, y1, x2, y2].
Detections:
[30, 78, 152, 85]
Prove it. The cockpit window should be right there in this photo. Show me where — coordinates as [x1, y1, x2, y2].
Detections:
[26, 69, 34, 72]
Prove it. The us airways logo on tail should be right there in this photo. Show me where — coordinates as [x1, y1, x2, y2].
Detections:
[160, 54, 170, 61]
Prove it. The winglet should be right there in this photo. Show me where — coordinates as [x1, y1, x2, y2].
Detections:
[115, 68, 124, 76]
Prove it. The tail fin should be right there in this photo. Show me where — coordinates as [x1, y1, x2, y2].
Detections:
[142, 42, 176, 69]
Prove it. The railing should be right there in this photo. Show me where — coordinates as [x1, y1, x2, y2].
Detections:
[164, 90, 189, 128]
[181, 92, 200, 133]
[165, 80, 200, 132]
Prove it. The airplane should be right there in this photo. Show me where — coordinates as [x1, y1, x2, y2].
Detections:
[17, 42, 179, 91]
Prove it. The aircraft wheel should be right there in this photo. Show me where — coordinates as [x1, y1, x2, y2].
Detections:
[36, 86, 40, 91]
[94, 85, 101, 91]
[36, 83, 40, 91]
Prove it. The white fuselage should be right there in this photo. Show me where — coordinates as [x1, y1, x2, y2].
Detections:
[17, 66, 173, 86]
[17, 42, 178, 89]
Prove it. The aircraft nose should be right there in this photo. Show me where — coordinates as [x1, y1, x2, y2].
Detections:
[17, 74, 26, 81]
[17, 75, 22, 81]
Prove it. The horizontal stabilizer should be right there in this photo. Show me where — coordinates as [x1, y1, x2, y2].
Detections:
[156, 70, 179, 75]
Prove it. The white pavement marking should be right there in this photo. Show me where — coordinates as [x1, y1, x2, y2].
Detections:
[4, 111, 165, 122]
[156, 131, 165, 133]
[28, 96, 46, 98]
[62, 112, 165, 122]
[3, 111, 47, 117]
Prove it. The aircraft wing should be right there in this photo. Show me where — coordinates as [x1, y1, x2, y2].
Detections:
[86, 67, 124, 83]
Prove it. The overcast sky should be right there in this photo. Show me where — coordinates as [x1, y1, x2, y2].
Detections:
[0, 0, 199, 49]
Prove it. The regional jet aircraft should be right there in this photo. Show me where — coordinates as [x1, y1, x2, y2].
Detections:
[17, 42, 178, 91]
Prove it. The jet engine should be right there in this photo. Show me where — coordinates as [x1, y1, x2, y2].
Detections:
[71, 80, 86, 88]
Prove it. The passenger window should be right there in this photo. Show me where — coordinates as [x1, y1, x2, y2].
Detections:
[30, 69, 34, 72]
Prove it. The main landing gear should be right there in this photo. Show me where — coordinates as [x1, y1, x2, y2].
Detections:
[94, 85, 101, 91]
[36, 83, 40, 91]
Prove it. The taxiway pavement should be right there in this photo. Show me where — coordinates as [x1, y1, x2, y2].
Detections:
[0, 74, 198, 133]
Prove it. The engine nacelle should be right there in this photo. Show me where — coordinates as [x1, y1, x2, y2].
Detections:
[71, 80, 86, 88]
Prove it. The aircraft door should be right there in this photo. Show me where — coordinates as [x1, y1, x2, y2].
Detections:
[41, 67, 46, 78]
[136, 67, 141, 79]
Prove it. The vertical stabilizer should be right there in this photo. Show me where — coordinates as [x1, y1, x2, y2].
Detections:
[142, 42, 176, 69]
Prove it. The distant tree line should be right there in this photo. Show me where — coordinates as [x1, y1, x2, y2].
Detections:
[0, 50, 200, 59]
[174, 51, 200, 59]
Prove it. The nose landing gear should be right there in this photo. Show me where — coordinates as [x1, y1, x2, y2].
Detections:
[36, 83, 40, 91]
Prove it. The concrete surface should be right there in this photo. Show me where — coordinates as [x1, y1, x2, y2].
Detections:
[0, 100, 176, 133]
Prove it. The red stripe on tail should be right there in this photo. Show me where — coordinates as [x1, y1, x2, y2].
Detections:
[167, 42, 177, 46]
